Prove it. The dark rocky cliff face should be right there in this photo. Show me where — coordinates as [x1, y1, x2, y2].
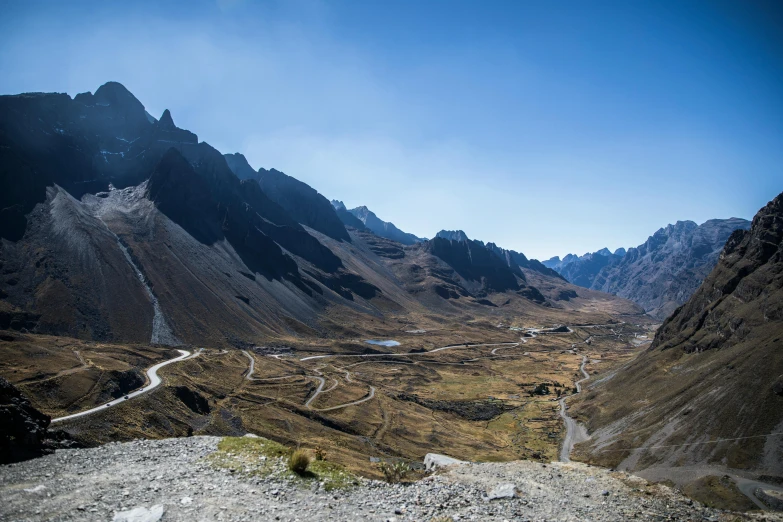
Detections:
[422, 236, 523, 295]
[0, 377, 79, 463]
[256, 168, 351, 242]
[223, 152, 259, 181]
[0, 376, 50, 463]
[484, 242, 564, 281]
[590, 218, 751, 320]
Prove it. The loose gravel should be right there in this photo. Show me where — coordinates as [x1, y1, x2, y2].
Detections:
[1, 436, 780, 521]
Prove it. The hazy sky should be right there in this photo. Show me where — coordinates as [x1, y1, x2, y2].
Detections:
[2, 0, 781, 259]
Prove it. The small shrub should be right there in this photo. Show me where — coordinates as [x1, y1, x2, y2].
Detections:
[532, 383, 550, 395]
[288, 449, 311, 475]
[314, 446, 326, 461]
[378, 460, 411, 484]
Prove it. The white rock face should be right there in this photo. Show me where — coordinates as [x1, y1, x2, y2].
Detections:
[424, 453, 464, 471]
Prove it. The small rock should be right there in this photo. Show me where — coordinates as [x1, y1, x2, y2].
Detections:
[180, 497, 193, 505]
[486, 483, 519, 500]
[112, 505, 164, 522]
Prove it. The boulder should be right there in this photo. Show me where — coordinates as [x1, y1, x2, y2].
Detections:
[423, 453, 464, 471]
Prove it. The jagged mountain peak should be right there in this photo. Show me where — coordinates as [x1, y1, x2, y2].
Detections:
[351, 205, 371, 216]
[158, 109, 175, 128]
[331, 200, 347, 211]
[613, 247, 627, 256]
[93, 81, 145, 112]
[436, 230, 469, 243]
[346, 205, 424, 245]
[223, 152, 258, 181]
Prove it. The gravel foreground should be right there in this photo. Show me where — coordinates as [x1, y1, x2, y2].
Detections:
[1, 436, 781, 522]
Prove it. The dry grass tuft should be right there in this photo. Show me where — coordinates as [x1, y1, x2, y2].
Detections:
[288, 449, 311, 475]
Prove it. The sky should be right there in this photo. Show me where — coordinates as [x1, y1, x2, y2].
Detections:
[1, 0, 781, 260]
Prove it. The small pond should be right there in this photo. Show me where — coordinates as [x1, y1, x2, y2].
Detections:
[364, 339, 401, 347]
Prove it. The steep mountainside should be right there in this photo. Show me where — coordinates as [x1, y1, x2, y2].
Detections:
[348, 205, 424, 245]
[434, 231, 564, 281]
[0, 83, 385, 344]
[590, 218, 751, 319]
[255, 167, 351, 242]
[484, 242, 566, 281]
[572, 192, 783, 482]
[413, 230, 556, 302]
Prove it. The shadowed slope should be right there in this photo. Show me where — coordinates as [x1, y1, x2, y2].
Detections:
[256, 167, 351, 242]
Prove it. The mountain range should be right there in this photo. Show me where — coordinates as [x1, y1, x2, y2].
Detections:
[544, 219, 751, 319]
[2, 81, 782, 514]
[0, 81, 633, 347]
[330, 201, 426, 245]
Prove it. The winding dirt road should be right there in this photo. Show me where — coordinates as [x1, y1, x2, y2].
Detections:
[558, 355, 591, 462]
[51, 349, 196, 424]
[299, 342, 520, 362]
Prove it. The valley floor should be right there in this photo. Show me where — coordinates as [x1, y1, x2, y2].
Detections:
[2, 436, 778, 522]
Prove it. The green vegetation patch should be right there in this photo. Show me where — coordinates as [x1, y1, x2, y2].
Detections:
[206, 436, 358, 491]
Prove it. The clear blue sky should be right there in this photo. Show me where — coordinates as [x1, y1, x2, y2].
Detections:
[2, 0, 781, 259]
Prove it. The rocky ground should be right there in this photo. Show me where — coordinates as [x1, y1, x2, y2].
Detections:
[1, 436, 781, 522]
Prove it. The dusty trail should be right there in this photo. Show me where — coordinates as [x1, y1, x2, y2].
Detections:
[309, 383, 376, 412]
[558, 355, 591, 462]
[241, 350, 301, 382]
[51, 349, 197, 424]
[304, 376, 327, 408]
[241, 351, 375, 412]
[24, 350, 90, 384]
[299, 342, 519, 361]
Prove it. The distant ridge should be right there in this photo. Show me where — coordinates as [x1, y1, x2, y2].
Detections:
[436, 230, 469, 243]
[543, 218, 751, 319]
[347, 205, 425, 245]
[591, 217, 751, 319]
